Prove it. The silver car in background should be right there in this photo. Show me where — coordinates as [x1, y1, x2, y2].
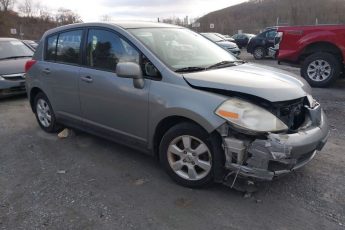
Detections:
[25, 22, 329, 188]
[0, 38, 33, 98]
[200, 32, 241, 57]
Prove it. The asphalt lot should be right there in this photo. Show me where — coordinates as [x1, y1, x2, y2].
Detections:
[1, 51, 345, 230]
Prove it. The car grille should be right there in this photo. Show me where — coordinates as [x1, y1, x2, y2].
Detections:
[2, 73, 25, 81]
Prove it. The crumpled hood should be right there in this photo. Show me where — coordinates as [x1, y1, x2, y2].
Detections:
[183, 62, 312, 102]
[0, 58, 31, 75]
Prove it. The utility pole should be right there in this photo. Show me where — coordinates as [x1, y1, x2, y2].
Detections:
[19, 24, 24, 40]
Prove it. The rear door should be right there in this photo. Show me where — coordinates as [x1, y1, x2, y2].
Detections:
[78, 28, 150, 145]
[43, 30, 83, 119]
[265, 30, 277, 49]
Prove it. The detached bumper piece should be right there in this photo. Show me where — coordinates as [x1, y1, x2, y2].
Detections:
[222, 105, 329, 181]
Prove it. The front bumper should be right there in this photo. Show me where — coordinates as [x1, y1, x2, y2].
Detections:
[0, 79, 26, 98]
[223, 105, 329, 181]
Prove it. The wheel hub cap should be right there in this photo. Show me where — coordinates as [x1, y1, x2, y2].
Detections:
[36, 99, 51, 127]
[254, 48, 263, 57]
[167, 135, 212, 181]
[307, 59, 332, 82]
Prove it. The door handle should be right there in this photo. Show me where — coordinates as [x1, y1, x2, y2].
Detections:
[42, 68, 50, 74]
[80, 76, 93, 83]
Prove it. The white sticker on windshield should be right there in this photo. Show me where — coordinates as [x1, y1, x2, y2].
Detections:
[10, 41, 23, 45]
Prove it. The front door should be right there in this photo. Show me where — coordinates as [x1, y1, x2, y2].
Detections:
[79, 28, 150, 145]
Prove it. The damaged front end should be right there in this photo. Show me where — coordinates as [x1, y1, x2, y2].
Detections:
[217, 97, 329, 181]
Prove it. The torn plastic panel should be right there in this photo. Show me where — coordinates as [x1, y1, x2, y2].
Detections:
[218, 103, 329, 181]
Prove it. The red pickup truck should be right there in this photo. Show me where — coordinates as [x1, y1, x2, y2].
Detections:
[275, 25, 345, 87]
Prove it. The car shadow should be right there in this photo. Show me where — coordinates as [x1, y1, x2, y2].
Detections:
[0, 94, 27, 102]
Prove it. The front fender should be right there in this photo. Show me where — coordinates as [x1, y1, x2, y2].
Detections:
[147, 80, 227, 149]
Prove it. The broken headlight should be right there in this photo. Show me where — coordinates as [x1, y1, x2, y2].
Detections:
[215, 98, 288, 133]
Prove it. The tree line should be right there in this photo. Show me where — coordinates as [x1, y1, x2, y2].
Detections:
[0, 0, 82, 40]
[0, 0, 81, 24]
[196, 0, 345, 35]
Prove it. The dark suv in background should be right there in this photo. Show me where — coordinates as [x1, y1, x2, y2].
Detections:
[232, 33, 255, 49]
[247, 28, 277, 59]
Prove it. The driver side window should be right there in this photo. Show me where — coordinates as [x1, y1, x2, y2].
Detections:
[86, 29, 139, 72]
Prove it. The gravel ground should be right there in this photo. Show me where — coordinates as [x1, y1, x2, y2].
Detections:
[0, 51, 344, 230]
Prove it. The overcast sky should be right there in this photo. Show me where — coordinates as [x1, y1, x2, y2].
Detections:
[29, 0, 247, 22]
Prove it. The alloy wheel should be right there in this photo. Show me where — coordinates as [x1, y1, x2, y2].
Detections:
[36, 98, 52, 127]
[254, 47, 264, 59]
[307, 59, 332, 82]
[167, 135, 212, 181]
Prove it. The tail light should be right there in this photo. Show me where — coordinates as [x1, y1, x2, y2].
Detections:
[25, 60, 37, 73]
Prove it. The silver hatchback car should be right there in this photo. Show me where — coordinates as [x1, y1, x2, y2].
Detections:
[25, 22, 329, 188]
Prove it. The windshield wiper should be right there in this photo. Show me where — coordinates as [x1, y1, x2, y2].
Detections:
[206, 60, 246, 70]
[0, 55, 32, 60]
[175, 66, 206, 73]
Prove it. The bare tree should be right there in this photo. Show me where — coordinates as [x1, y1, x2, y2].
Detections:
[100, 14, 112, 21]
[38, 4, 50, 21]
[32, 0, 40, 17]
[18, 0, 33, 17]
[0, 0, 15, 11]
[55, 8, 82, 25]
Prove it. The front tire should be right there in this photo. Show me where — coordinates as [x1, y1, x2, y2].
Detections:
[253, 46, 266, 59]
[34, 92, 62, 133]
[159, 122, 224, 188]
[301, 52, 341, 87]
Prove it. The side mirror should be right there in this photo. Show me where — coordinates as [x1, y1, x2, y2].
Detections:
[117, 62, 145, 89]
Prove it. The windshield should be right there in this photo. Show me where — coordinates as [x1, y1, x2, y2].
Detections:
[128, 28, 237, 70]
[0, 40, 33, 59]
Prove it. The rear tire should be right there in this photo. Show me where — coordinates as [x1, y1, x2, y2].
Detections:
[34, 92, 62, 133]
[301, 52, 341, 87]
[253, 46, 266, 59]
[159, 122, 224, 188]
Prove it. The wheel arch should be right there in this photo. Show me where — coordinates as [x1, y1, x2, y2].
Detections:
[29, 87, 44, 112]
[152, 115, 223, 159]
[299, 42, 343, 63]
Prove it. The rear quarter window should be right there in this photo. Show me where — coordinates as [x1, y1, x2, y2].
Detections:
[46, 35, 58, 61]
[56, 30, 83, 64]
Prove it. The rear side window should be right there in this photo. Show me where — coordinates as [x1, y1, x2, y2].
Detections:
[266, 30, 277, 39]
[46, 35, 58, 61]
[56, 30, 83, 64]
[86, 29, 139, 72]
